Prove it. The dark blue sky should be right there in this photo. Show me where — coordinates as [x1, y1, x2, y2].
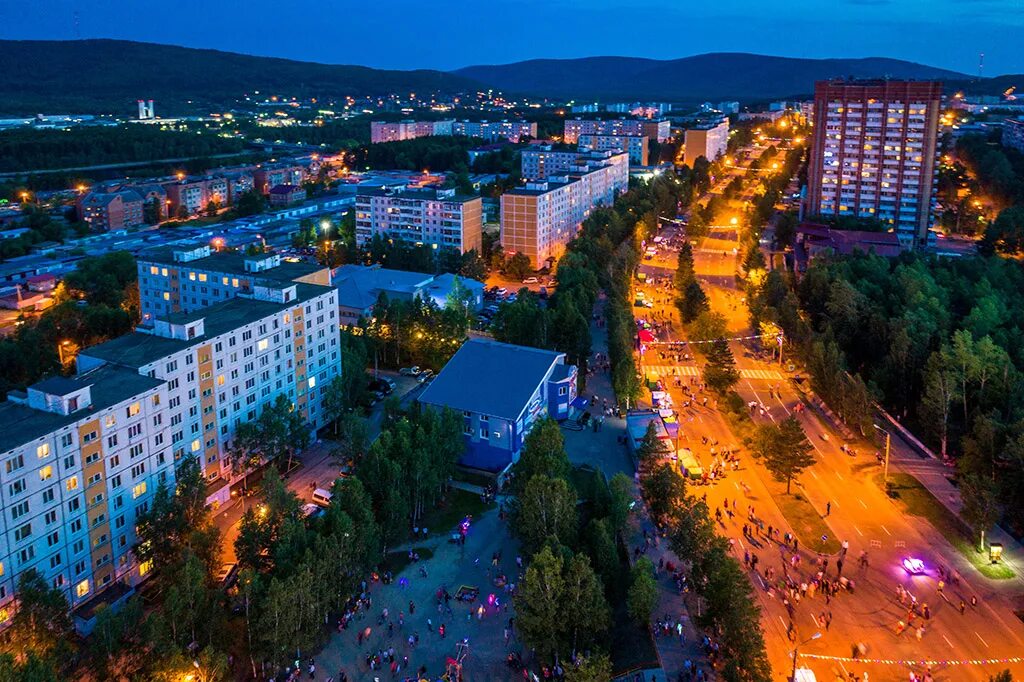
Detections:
[2, 0, 1021, 75]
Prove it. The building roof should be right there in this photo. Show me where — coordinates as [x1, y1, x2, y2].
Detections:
[355, 186, 478, 204]
[333, 264, 435, 312]
[268, 184, 301, 195]
[83, 282, 331, 368]
[418, 339, 564, 421]
[796, 223, 903, 258]
[138, 249, 323, 282]
[0, 365, 164, 453]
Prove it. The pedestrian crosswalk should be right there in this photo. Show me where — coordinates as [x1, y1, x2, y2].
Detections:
[643, 365, 784, 381]
[740, 368, 784, 381]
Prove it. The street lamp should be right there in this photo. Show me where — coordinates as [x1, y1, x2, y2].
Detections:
[58, 340, 73, 367]
[873, 423, 892, 489]
[791, 632, 821, 681]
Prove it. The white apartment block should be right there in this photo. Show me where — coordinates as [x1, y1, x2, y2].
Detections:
[370, 120, 454, 143]
[452, 120, 538, 143]
[521, 148, 630, 185]
[0, 365, 172, 620]
[683, 119, 729, 167]
[355, 187, 483, 254]
[501, 153, 629, 268]
[577, 134, 649, 166]
[563, 118, 671, 143]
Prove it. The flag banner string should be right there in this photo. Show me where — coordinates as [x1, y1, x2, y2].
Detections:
[798, 652, 1024, 667]
[639, 332, 781, 346]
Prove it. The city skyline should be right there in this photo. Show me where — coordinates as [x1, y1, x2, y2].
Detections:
[1, 0, 1022, 76]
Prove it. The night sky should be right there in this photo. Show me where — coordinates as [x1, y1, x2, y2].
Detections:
[1, 0, 1021, 75]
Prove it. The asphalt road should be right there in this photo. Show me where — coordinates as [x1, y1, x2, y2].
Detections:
[632, 159, 1024, 681]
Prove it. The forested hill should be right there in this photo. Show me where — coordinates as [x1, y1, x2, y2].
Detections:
[0, 39, 480, 115]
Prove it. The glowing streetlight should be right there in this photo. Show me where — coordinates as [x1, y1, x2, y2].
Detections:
[729, 216, 739, 226]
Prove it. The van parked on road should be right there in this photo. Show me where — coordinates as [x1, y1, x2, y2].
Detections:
[312, 487, 333, 507]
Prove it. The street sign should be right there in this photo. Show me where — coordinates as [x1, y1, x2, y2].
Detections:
[869, 540, 882, 549]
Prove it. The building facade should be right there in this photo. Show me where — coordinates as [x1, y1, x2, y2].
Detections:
[354, 187, 483, 254]
[502, 151, 629, 268]
[77, 189, 145, 230]
[564, 118, 671, 143]
[1002, 118, 1024, 153]
[452, 120, 537, 143]
[417, 339, 577, 474]
[805, 79, 942, 248]
[370, 120, 454, 143]
[683, 119, 729, 167]
[164, 176, 229, 218]
[578, 134, 649, 166]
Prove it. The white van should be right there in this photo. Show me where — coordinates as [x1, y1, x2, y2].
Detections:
[312, 487, 333, 507]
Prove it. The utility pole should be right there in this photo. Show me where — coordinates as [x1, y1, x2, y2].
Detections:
[873, 423, 892, 490]
[791, 632, 821, 681]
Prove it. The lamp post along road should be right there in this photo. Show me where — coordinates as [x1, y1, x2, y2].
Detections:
[873, 423, 891, 489]
[791, 631, 821, 681]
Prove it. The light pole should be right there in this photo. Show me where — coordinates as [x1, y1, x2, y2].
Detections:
[873, 423, 891, 489]
[58, 339, 72, 367]
[791, 632, 821, 681]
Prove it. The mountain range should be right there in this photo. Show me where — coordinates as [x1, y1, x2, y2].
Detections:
[0, 39, 1012, 116]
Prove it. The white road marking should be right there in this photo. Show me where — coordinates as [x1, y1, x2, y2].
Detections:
[976, 632, 990, 648]
[859, 499, 868, 509]
[810, 470, 819, 480]
[835, 472, 844, 480]
[942, 634, 954, 649]
[853, 525, 863, 537]
[778, 616, 787, 628]
[881, 525, 892, 536]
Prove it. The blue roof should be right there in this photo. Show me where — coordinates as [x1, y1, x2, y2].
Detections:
[418, 339, 565, 421]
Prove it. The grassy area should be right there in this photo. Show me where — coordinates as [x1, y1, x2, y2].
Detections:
[381, 547, 435, 577]
[880, 473, 1015, 580]
[418, 488, 494, 537]
[451, 468, 495, 489]
[773, 490, 842, 554]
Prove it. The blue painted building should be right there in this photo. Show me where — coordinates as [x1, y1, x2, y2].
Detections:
[418, 339, 578, 475]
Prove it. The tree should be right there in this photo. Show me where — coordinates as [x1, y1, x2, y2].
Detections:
[607, 472, 634, 536]
[960, 470, 1001, 551]
[583, 518, 619, 588]
[561, 553, 610, 653]
[516, 547, 566, 663]
[754, 416, 815, 493]
[627, 557, 658, 626]
[3, 570, 72, 663]
[565, 653, 613, 682]
[641, 463, 686, 523]
[506, 251, 533, 280]
[513, 474, 578, 554]
[702, 339, 740, 394]
[920, 350, 960, 459]
[678, 280, 709, 323]
[636, 421, 670, 462]
[512, 417, 571, 493]
[674, 241, 696, 293]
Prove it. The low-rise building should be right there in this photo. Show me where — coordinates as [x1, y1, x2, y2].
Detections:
[452, 120, 537, 143]
[268, 184, 307, 207]
[354, 187, 482, 254]
[1002, 118, 1024, 153]
[577, 134, 649, 166]
[332, 264, 483, 324]
[417, 339, 578, 475]
[164, 176, 229, 218]
[253, 164, 305, 195]
[370, 120, 454, 143]
[77, 188, 145, 230]
[683, 119, 729, 167]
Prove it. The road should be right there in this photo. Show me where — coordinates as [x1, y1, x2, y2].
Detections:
[632, 152, 1024, 681]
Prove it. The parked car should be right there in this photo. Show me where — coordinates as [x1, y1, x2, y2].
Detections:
[368, 378, 394, 394]
[522, 277, 539, 284]
[495, 287, 508, 296]
[417, 369, 434, 383]
[400, 366, 421, 376]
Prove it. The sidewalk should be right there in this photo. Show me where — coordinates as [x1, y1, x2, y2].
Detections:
[559, 299, 710, 682]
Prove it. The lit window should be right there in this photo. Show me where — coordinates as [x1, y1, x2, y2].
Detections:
[138, 560, 152, 577]
[39, 465, 53, 481]
[76, 579, 90, 598]
[217, 375, 225, 386]
[231, 278, 239, 288]
[191, 439, 201, 453]
[188, 272, 196, 281]
[36, 443, 50, 459]
[163, 292, 170, 301]
[161, 268, 168, 276]
[66, 476, 79, 491]
[308, 376, 316, 389]
[198, 273, 208, 282]
[132, 482, 147, 499]
[257, 339, 269, 352]
[127, 402, 141, 417]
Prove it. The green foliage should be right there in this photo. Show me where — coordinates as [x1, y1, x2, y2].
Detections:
[677, 280, 710, 323]
[351, 135, 484, 172]
[363, 290, 472, 370]
[2, 569, 73, 665]
[702, 339, 740, 394]
[674, 241, 696, 292]
[641, 462, 686, 523]
[636, 422, 670, 462]
[515, 547, 610, 664]
[564, 653, 614, 682]
[513, 474, 579, 555]
[0, 125, 245, 172]
[607, 472, 635, 536]
[512, 417, 571, 494]
[506, 251, 533, 280]
[983, 205, 1024, 255]
[626, 557, 658, 626]
[752, 416, 816, 493]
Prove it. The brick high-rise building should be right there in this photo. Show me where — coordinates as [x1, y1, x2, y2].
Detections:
[805, 79, 943, 248]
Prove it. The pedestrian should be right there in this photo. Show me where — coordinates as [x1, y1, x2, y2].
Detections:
[826, 501, 831, 517]
[959, 600, 966, 615]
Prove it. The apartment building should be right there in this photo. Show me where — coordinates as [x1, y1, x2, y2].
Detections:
[253, 164, 305, 195]
[136, 246, 331, 321]
[683, 119, 729, 167]
[354, 187, 483, 254]
[77, 188, 145, 230]
[164, 176, 229, 218]
[452, 120, 538, 143]
[805, 79, 942, 248]
[521, 148, 630, 185]
[0, 364, 171, 618]
[370, 120, 454, 143]
[577, 134, 649, 166]
[563, 118, 671, 143]
[1002, 118, 1024, 153]
[501, 153, 629, 268]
